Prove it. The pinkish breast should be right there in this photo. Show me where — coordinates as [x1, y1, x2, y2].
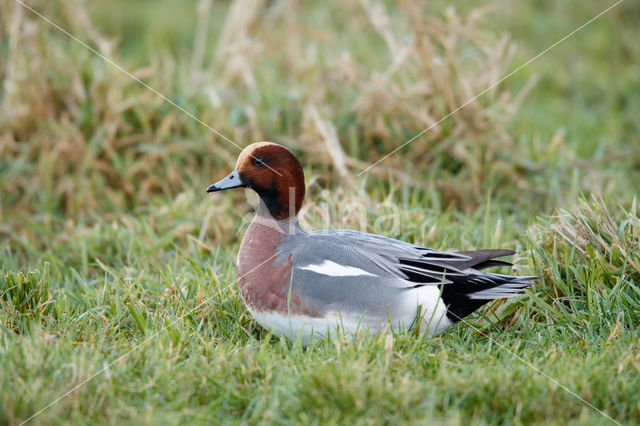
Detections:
[236, 218, 319, 316]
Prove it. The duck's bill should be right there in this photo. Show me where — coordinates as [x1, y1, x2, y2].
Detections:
[206, 170, 246, 192]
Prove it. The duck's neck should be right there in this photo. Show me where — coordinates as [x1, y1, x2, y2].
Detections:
[255, 183, 304, 221]
[253, 199, 301, 236]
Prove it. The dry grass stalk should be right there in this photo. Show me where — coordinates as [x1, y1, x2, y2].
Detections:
[302, 104, 351, 180]
[213, 0, 264, 89]
[532, 195, 640, 281]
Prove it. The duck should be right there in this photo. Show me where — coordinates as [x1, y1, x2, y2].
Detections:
[207, 142, 537, 343]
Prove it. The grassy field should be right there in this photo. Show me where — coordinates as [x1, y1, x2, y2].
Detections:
[1, 0, 639, 424]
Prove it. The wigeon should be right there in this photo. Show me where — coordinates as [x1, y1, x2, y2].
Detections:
[207, 142, 537, 343]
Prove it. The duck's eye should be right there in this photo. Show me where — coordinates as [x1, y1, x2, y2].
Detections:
[252, 156, 265, 167]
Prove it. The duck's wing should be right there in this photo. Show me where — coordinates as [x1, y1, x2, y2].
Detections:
[284, 229, 537, 323]
[290, 230, 506, 285]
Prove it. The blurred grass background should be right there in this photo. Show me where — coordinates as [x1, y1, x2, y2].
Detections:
[1, 0, 639, 424]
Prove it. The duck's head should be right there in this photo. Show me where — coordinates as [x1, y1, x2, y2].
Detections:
[207, 142, 305, 220]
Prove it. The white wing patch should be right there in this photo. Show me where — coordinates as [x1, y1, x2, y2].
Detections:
[298, 260, 377, 277]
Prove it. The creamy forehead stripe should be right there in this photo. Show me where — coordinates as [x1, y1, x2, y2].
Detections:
[236, 141, 278, 168]
[298, 260, 377, 277]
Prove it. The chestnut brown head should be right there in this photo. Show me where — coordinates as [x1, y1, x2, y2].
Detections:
[207, 142, 305, 220]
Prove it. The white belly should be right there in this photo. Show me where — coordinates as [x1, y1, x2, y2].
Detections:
[246, 285, 454, 344]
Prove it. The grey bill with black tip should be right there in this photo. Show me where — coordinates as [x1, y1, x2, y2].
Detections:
[207, 170, 246, 192]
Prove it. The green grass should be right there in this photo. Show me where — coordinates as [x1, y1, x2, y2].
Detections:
[1, 0, 640, 424]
